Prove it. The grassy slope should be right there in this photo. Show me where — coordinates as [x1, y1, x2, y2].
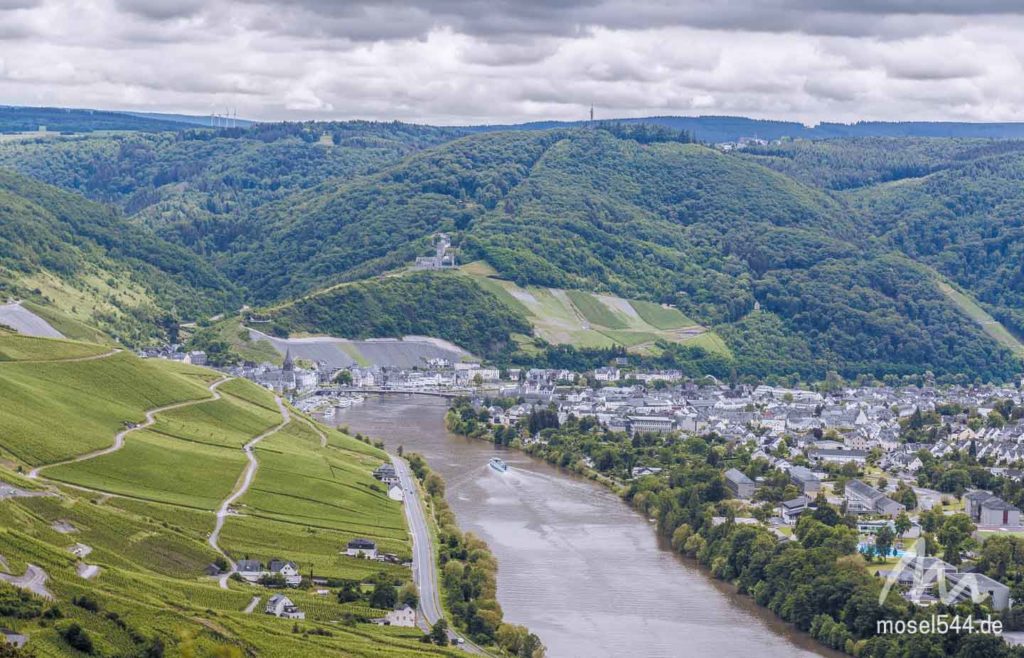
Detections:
[147, 391, 281, 449]
[0, 347, 211, 465]
[461, 265, 729, 356]
[936, 280, 1024, 358]
[566, 290, 628, 329]
[221, 417, 408, 581]
[47, 429, 248, 509]
[20, 301, 113, 345]
[0, 334, 449, 656]
[0, 333, 108, 361]
[629, 299, 694, 330]
[214, 317, 283, 365]
[0, 169, 239, 344]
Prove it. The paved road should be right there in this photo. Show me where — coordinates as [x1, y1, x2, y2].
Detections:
[209, 394, 290, 589]
[392, 456, 445, 631]
[392, 456, 489, 653]
[244, 595, 261, 614]
[0, 564, 54, 600]
[29, 376, 229, 479]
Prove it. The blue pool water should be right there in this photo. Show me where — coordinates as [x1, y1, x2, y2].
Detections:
[858, 542, 905, 558]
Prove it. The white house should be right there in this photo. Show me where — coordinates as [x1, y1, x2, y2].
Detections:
[268, 559, 302, 586]
[384, 605, 417, 627]
[265, 594, 305, 619]
[184, 350, 207, 366]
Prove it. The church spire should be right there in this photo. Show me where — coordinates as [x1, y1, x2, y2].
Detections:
[283, 349, 294, 371]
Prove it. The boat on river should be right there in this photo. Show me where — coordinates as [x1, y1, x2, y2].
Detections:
[489, 457, 508, 473]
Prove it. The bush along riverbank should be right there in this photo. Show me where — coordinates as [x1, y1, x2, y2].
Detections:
[444, 398, 1019, 658]
[405, 452, 547, 658]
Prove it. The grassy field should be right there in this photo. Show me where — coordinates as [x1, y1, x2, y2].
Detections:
[20, 301, 113, 345]
[0, 348, 212, 465]
[0, 334, 449, 656]
[210, 318, 283, 365]
[148, 391, 280, 449]
[47, 429, 248, 509]
[936, 280, 1024, 358]
[566, 290, 628, 329]
[629, 299, 694, 330]
[0, 333, 108, 361]
[219, 376, 281, 411]
[220, 420, 408, 581]
[460, 263, 728, 355]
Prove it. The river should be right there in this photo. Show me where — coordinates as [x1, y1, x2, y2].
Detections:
[334, 394, 831, 658]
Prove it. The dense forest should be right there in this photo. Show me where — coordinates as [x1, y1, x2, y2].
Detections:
[1, 118, 1023, 380]
[245, 128, 1017, 381]
[0, 106, 194, 133]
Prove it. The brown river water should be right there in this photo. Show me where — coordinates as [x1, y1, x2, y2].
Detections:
[334, 394, 832, 658]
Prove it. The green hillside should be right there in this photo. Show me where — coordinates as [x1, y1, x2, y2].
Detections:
[844, 151, 1024, 341]
[0, 333, 457, 656]
[266, 270, 532, 359]
[464, 265, 723, 356]
[0, 169, 240, 344]
[0, 348, 212, 465]
[234, 128, 1016, 381]
[0, 122, 465, 258]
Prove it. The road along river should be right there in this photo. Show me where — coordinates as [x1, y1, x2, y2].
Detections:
[334, 394, 833, 658]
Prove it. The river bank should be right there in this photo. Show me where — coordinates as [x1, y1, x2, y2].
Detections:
[333, 394, 832, 658]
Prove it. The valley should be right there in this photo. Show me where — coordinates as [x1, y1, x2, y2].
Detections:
[1, 108, 1024, 658]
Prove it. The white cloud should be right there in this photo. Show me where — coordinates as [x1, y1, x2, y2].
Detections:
[1, 0, 1023, 124]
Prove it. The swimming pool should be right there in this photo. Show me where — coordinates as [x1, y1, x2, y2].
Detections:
[858, 541, 906, 558]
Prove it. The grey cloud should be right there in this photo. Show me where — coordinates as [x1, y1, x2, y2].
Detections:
[114, 0, 207, 20]
[0, 0, 40, 8]
[232, 0, 1024, 41]
[885, 59, 983, 81]
[1, 0, 1023, 125]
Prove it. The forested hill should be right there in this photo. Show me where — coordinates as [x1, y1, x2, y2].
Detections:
[0, 170, 240, 343]
[0, 106, 196, 133]
[231, 128, 1017, 382]
[0, 121, 1022, 381]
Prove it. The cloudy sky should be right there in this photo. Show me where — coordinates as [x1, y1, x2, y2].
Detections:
[2, 0, 1024, 125]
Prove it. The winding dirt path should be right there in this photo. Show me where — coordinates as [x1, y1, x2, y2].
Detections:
[300, 415, 328, 448]
[208, 394, 290, 589]
[28, 376, 230, 479]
